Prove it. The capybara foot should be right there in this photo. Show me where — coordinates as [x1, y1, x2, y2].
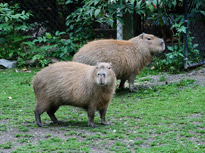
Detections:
[54, 120, 64, 125]
[37, 122, 43, 127]
[101, 122, 110, 126]
[88, 123, 98, 128]
[130, 89, 137, 93]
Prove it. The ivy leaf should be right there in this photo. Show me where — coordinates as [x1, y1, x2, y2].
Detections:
[94, 9, 100, 18]
[148, 4, 154, 12]
[45, 33, 52, 39]
[5, 16, 8, 22]
[107, 18, 114, 27]
[200, 11, 205, 16]
[172, 0, 177, 7]
[167, 46, 174, 51]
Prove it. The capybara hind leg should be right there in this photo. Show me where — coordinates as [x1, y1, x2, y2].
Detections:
[119, 79, 126, 89]
[99, 107, 109, 125]
[128, 75, 136, 92]
[34, 103, 47, 127]
[47, 107, 63, 125]
[87, 108, 97, 128]
[34, 110, 43, 127]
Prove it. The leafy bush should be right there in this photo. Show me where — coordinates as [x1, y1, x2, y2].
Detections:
[0, 3, 32, 61]
[153, 18, 200, 73]
[23, 31, 79, 67]
[65, 0, 147, 43]
[0, 3, 81, 67]
[65, 0, 112, 45]
[65, 0, 184, 39]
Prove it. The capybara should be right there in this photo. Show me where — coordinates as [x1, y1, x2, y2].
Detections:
[33, 62, 116, 128]
[73, 33, 165, 92]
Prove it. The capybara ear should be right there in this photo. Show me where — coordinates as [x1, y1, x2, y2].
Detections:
[96, 62, 100, 67]
[109, 62, 112, 67]
[139, 33, 145, 39]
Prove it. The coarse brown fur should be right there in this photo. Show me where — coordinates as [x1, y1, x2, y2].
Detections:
[73, 33, 165, 92]
[33, 62, 116, 127]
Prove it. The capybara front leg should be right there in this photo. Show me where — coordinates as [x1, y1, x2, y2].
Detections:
[99, 107, 109, 125]
[119, 79, 126, 89]
[34, 110, 43, 127]
[47, 107, 62, 125]
[87, 108, 97, 128]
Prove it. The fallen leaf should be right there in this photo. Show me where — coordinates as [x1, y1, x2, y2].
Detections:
[151, 66, 155, 70]
[22, 68, 27, 71]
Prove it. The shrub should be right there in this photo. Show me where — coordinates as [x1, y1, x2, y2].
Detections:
[23, 31, 79, 67]
[153, 17, 200, 73]
[0, 3, 32, 61]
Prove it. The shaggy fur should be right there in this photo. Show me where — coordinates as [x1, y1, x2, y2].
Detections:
[73, 33, 165, 91]
[33, 62, 116, 128]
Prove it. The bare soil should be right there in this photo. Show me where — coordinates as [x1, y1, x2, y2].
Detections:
[136, 66, 205, 87]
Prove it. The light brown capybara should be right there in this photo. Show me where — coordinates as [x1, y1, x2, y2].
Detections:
[73, 33, 165, 92]
[33, 62, 116, 128]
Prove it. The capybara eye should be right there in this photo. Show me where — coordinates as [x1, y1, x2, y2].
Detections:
[147, 38, 152, 40]
[108, 67, 111, 69]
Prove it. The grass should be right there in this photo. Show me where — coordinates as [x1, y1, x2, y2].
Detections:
[0, 68, 204, 152]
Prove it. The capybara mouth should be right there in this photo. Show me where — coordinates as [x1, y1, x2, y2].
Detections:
[97, 75, 106, 85]
[151, 51, 155, 56]
[99, 81, 106, 86]
[161, 42, 166, 51]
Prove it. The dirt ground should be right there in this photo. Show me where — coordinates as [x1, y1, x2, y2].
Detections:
[136, 66, 205, 87]
[0, 66, 205, 152]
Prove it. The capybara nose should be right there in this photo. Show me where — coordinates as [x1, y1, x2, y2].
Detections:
[160, 40, 164, 46]
[98, 73, 106, 77]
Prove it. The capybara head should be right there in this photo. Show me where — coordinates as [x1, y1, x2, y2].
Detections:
[95, 62, 115, 86]
[139, 33, 165, 55]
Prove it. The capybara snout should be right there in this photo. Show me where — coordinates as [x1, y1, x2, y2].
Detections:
[160, 39, 164, 46]
[33, 61, 116, 128]
[97, 72, 106, 85]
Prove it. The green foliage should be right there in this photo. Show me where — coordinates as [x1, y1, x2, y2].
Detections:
[0, 142, 12, 149]
[146, 0, 183, 25]
[0, 3, 79, 68]
[191, 0, 205, 15]
[65, 0, 111, 44]
[0, 3, 32, 61]
[23, 31, 78, 67]
[153, 17, 201, 73]
[65, 0, 153, 43]
[65, 0, 183, 36]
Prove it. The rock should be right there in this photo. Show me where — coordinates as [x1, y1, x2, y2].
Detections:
[0, 59, 17, 68]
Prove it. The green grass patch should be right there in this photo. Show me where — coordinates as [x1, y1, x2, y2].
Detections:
[159, 76, 166, 82]
[0, 68, 204, 152]
[0, 142, 12, 149]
